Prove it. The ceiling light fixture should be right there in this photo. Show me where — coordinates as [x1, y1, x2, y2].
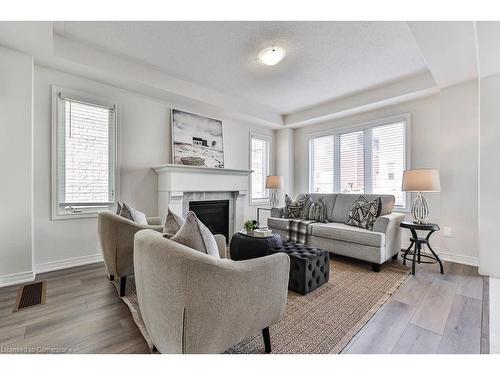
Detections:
[258, 46, 286, 66]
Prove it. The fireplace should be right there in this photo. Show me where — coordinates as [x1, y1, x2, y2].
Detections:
[189, 200, 230, 242]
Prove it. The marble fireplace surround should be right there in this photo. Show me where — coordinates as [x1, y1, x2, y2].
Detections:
[152, 164, 252, 236]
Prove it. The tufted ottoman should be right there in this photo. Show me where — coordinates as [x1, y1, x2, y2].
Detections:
[268, 242, 330, 295]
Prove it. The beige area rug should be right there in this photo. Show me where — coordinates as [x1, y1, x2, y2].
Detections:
[121, 256, 409, 354]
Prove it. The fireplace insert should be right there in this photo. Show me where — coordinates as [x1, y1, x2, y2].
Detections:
[189, 200, 229, 242]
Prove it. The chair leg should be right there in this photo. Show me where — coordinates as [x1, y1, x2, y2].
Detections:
[371, 263, 381, 272]
[109, 274, 114, 281]
[262, 327, 271, 353]
[119, 276, 127, 297]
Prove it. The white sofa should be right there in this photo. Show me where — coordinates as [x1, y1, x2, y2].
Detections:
[267, 193, 405, 271]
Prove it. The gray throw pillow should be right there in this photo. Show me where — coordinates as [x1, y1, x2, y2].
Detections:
[171, 211, 220, 259]
[345, 195, 382, 230]
[115, 202, 122, 215]
[163, 209, 185, 239]
[120, 203, 134, 221]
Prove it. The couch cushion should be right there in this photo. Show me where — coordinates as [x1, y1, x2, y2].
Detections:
[267, 217, 291, 231]
[310, 222, 385, 247]
[296, 193, 337, 221]
[331, 194, 394, 223]
[268, 217, 314, 234]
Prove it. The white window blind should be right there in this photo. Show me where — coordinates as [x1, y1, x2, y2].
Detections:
[53, 90, 117, 218]
[340, 131, 365, 193]
[309, 118, 408, 208]
[250, 134, 270, 202]
[310, 136, 334, 193]
[371, 122, 406, 207]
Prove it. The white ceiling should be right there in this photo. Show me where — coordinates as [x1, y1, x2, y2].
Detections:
[56, 21, 429, 114]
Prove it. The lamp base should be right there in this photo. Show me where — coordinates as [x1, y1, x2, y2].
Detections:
[411, 192, 429, 224]
[269, 189, 281, 207]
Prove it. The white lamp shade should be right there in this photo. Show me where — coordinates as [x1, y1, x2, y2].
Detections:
[402, 169, 441, 192]
[265, 175, 284, 189]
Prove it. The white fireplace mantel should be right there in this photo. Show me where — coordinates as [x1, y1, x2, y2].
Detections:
[152, 164, 252, 193]
[152, 164, 253, 234]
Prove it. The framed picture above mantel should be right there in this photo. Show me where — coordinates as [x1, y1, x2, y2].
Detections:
[171, 109, 224, 168]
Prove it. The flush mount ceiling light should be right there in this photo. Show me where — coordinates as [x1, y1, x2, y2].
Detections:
[258, 46, 286, 66]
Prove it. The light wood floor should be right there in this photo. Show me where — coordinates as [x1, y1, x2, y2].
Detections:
[0, 257, 486, 354]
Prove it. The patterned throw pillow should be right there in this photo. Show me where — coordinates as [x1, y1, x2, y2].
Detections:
[301, 195, 314, 219]
[283, 194, 307, 219]
[345, 196, 382, 230]
[312, 197, 328, 223]
[301, 196, 328, 223]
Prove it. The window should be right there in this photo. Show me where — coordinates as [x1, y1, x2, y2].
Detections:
[309, 117, 408, 209]
[310, 136, 334, 193]
[250, 133, 271, 204]
[52, 88, 117, 219]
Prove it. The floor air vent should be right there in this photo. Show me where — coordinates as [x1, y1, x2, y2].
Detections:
[13, 281, 46, 312]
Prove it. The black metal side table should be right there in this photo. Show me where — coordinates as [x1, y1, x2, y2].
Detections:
[400, 221, 443, 275]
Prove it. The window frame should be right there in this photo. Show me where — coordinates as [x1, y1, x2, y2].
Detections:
[308, 113, 411, 211]
[249, 132, 272, 206]
[51, 86, 120, 220]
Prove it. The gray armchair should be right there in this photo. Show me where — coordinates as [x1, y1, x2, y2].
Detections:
[98, 212, 164, 296]
[133, 229, 290, 353]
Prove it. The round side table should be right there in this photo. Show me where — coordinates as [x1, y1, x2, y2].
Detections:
[400, 221, 443, 275]
[229, 232, 282, 261]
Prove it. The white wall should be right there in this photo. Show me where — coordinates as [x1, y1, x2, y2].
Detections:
[33, 65, 273, 270]
[0, 46, 34, 285]
[292, 88, 480, 265]
[479, 74, 500, 277]
[275, 128, 295, 199]
[439, 80, 479, 262]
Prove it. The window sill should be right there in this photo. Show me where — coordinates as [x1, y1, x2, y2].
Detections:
[51, 208, 113, 221]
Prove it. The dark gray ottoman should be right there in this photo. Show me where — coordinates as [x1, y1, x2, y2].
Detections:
[268, 242, 330, 295]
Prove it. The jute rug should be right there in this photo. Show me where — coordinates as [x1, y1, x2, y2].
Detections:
[121, 256, 409, 354]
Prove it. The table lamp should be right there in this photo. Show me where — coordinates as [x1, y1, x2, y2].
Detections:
[402, 169, 440, 224]
[266, 175, 284, 207]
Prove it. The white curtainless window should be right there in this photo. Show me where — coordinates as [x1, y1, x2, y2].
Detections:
[52, 88, 118, 219]
[309, 116, 409, 209]
[250, 133, 271, 204]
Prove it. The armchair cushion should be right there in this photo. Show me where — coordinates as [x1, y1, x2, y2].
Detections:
[171, 211, 220, 259]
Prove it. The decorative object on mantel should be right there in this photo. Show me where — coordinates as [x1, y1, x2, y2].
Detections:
[171, 109, 224, 168]
[243, 219, 259, 234]
[266, 175, 284, 207]
[402, 169, 441, 224]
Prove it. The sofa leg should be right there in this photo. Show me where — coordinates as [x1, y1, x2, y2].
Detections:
[392, 253, 398, 261]
[372, 263, 381, 272]
[109, 274, 114, 281]
[262, 327, 271, 353]
[119, 276, 127, 297]
[152, 345, 158, 353]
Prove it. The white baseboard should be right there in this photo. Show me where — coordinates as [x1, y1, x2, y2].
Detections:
[0, 270, 35, 288]
[401, 241, 479, 267]
[35, 253, 104, 274]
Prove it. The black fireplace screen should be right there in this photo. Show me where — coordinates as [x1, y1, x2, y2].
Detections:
[188, 200, 229, 242]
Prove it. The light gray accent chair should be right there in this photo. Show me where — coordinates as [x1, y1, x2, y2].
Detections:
[133, 229, 290, 354]
[268, 193, 405, 272]
[98, 211, 164, 296]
